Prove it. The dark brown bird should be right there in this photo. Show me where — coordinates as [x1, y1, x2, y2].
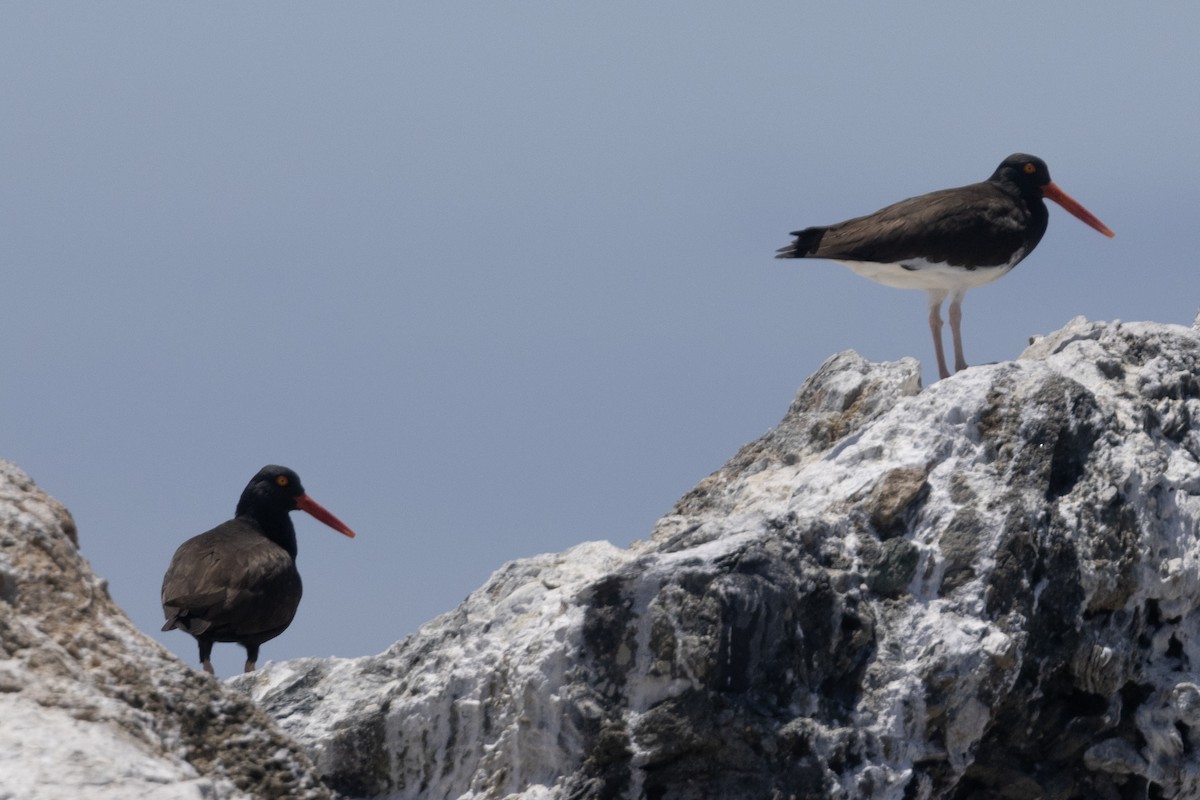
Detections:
[161, 465, 356, 674]
[776, 154, 1114, 379]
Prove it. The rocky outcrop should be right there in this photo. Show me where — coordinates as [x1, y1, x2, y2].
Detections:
[6, 314, 1199, 799]
[0, 462, 330, 799]
[238, 316, 1200, 799]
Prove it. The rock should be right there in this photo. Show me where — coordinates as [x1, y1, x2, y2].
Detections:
[7, 315, 1200, 799]
[867, 465, 930, 538]
[0, 461, 330, 800]
[234, 317, 1200, 799]
[866, 537, 919, 597]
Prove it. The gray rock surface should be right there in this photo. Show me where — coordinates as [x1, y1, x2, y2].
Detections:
[235, 316, 1200, 799]
[0, 461, 330, 799]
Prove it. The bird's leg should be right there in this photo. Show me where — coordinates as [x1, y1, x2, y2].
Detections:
[927, 290, 951, 379]
[948, 290, 968, 373]
[199, 639, 215, 675]
[243, 643, 260, 673]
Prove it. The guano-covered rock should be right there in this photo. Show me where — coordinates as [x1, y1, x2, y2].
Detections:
[235, 316, 1200, 799]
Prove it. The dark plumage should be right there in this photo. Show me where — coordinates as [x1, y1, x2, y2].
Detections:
[161, 465, 355, 675]
[776, 154, 1114, 379]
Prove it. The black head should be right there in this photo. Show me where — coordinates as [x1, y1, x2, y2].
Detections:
[989, 153, 1114, 238]
[235, 464, 357, 540]
[236, 465, 307, 517]
[989, 154, 1052, 194]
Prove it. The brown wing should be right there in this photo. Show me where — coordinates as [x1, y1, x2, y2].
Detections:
[161, 519, 302, 644]
[779, 182, 1038, 268]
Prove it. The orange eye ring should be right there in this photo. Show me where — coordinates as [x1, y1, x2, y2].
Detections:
[275, 475, 290, 487]
[1023, 163, 1036, 174]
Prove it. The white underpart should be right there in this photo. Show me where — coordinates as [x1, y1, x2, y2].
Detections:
[835, 251, 1023, 292]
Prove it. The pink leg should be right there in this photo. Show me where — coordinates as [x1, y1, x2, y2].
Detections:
[948, 291, 968, 373]
[927, 291, 950, 379]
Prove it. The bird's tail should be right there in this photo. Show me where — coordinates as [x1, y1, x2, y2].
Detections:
[774, 226, 826, 259]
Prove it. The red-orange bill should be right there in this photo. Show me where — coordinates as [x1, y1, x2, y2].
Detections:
[1042, 181, 1115, 238]
[295, 494, 357, 538]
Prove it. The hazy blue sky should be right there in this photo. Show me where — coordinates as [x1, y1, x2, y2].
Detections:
[3, 4, 1197, 675]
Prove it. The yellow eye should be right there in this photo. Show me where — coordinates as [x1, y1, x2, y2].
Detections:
[1023, 163, 1036, 174]
[275, 475, 289, 487]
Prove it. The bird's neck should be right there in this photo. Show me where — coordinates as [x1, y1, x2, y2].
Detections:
[235, 504, 299, 559]
[993, 180, 1050, 244]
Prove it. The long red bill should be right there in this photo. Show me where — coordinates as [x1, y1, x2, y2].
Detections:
[1042, 181, 1115, 238]
[295, 494, 357, 538]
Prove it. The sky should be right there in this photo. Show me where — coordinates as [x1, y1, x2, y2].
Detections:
[2, 4, 1197, 677]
